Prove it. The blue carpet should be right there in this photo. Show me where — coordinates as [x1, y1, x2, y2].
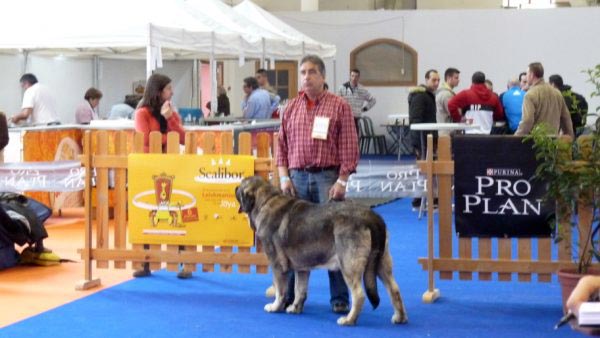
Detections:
[0, 199, 581, 338]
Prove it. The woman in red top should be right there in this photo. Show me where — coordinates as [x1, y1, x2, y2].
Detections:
[134, 73, 185, 153]
[132, 73, 191, 279]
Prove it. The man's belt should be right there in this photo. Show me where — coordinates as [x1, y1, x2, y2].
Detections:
[295, 166, 339, 173]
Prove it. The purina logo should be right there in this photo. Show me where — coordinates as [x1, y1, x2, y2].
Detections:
[486, 168, 523, 177]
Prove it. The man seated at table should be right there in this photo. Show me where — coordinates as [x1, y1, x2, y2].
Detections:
[108, 94, 142, 120]
[448, 71, 504, 134]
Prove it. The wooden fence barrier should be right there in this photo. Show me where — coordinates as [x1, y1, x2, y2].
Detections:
[417, 134, 600, 303]
[76, 130, 272, 290]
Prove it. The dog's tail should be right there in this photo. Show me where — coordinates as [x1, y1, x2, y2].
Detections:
[364, 212, 387, 309]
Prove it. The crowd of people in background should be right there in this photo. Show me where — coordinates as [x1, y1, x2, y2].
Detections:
[406, 62, 587, 146]
[4, 60, 590, 147]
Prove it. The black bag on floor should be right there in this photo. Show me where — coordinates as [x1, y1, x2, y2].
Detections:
[0, 192, 51, 246]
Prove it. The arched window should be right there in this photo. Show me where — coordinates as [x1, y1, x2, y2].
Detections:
[350, 38, 417, 86]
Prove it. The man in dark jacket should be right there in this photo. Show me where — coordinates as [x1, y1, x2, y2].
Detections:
[409, 69, 440, 158]
[408, 70, 439, 210]
[448, 71, 504, 134]
[549, 74, 588, 136]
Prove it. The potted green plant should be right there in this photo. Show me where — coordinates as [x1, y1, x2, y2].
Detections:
[525, 64, 600, 312]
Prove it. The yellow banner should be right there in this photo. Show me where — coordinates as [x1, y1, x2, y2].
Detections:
[128, 154, 255, 246]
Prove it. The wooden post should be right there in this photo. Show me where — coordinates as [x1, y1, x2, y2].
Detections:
[200, 132, 216, 272]
[219, 132, 234, 273]
[147, 131, 163, 271]
[76, 131, 101, 290]
[237, 132, 252, 274]
[166, 132, 182, 273]
[96, 131, 109, 269]
[422, 134, 440, 303]
[183, 132, 198, 274]
[114, 131, 128, 269]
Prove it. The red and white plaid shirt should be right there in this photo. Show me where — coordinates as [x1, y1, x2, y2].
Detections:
[277, 90, 359, 177]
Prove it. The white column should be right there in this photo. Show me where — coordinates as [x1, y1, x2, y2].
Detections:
[300, 0, 319, 11]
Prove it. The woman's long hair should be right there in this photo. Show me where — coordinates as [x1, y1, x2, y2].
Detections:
[140, 73, 171, 133]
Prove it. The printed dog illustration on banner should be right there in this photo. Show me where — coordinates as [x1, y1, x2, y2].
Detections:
[150, 173, 182, 227]
[235, 176, 408, 326]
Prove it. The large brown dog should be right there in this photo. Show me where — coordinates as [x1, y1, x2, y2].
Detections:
[235, 176, 408, 326]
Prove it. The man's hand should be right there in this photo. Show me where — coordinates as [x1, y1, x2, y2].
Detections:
[280, 180, 296, 197]
[328, 180, 346, 201]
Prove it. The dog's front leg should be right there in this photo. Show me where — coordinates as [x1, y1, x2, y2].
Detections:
[264, 268, 287, 313]
[286, 270, 310, 314]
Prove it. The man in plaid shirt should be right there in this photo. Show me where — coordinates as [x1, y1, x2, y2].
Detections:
[277, 54, 359, 314]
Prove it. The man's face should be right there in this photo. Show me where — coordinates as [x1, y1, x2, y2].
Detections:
[426, 72, 440, 92]
[520, 74, 528, 90]
[20, 81, 30, 90]
[242, 83, 252, 95]
[447, 73, 460, 88]
[526, 69, 535, 87]
[350, 71, 360, 86]
[256, 73, 267, 87]
[300, 61, 325, 94]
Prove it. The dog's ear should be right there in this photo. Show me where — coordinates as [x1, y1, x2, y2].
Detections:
[237, 186, 255, 214]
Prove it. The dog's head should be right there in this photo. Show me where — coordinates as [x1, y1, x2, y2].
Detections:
[235, 176, 270, 214]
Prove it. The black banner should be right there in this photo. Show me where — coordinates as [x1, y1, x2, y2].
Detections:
[453, 135, 553, 238]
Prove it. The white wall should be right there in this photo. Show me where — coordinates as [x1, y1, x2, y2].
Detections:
[98, 59, 195, 119]
[0, 54, 24, 116]
[223, 60, 256, 117]
[276, 7, 600, 134]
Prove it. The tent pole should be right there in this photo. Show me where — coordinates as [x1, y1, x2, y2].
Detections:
[210, 32, 217, 117]
[332, 59, 337, 92]
[261, 37, 266, 69]
[21, 50, 29, 75]
[146, 23, 153, 78]
[193, 59, 200, 108]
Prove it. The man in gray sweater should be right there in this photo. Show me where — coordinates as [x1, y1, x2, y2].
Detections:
[435, 68, 460, 136]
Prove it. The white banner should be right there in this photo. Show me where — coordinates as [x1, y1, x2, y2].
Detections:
[346, 163, 426, 199]
[0, 161, 84, 192]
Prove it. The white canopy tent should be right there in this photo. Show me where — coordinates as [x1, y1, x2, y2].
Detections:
[184, 0, 336, 64]
[0, 0, 263, 77]
[233, 0, 337, 60]
[0, 0, 337, 116]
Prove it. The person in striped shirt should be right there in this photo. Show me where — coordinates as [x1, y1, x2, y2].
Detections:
[337, 68, 376, 118]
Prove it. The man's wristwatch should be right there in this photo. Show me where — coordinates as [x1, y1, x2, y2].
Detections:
[280, 176, 290, 185]
[336, 178, 347, 187]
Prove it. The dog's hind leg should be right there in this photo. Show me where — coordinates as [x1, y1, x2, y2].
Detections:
[264, 269, 287, 313]
[378, 250, 408, 324]
[286, 270, 309, 314]
[337, 270, 365, 326]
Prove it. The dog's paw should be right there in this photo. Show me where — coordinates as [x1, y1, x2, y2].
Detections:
[336, 316, 356, 326]
[391, 312, 408, 324]
[264, 302, 283, 312]
[285, 303, 303, 314]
